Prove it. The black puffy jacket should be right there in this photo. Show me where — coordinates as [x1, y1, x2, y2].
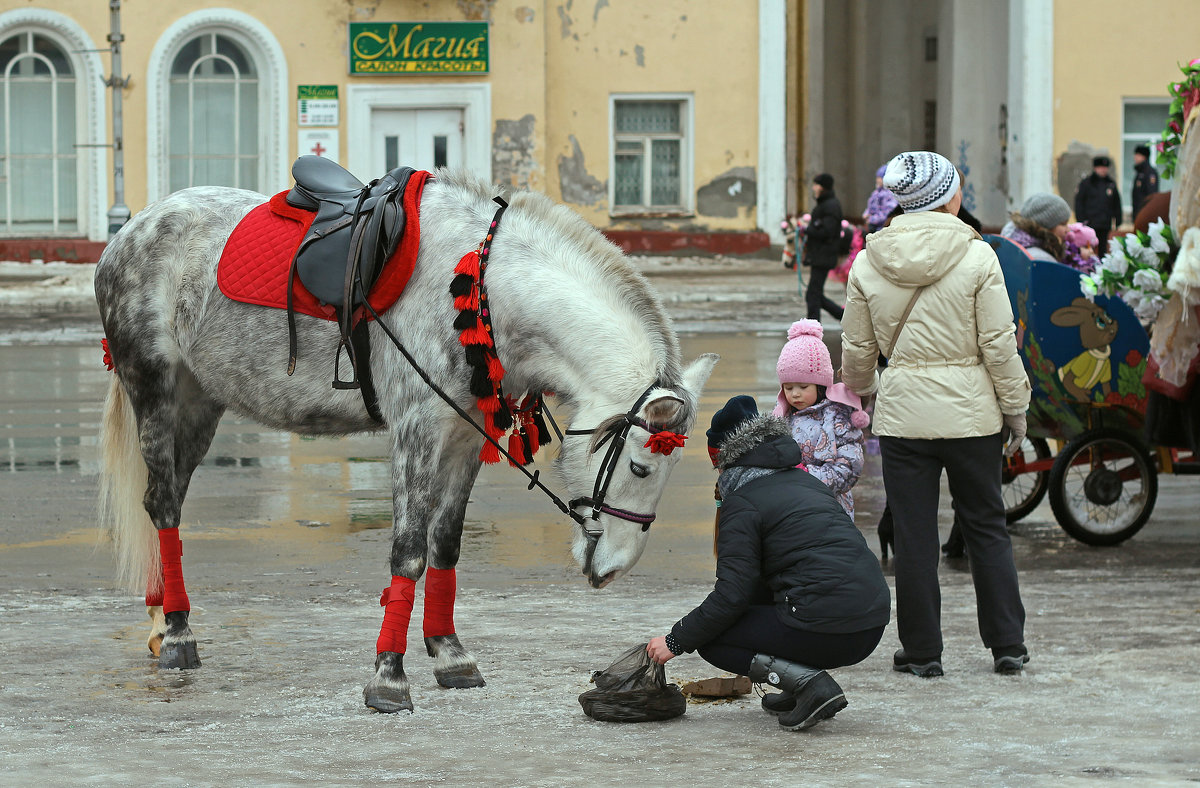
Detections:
[804, 191, 843, 270]
[1074, 173, 1122, 230]
[669, 421, 890, 652]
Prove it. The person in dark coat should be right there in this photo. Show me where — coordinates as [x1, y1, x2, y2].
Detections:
[1074, 155, 1123, 251]
[803, 173, 845, 322]
[647, 401, 889, 732]
[1131, 144, 1160, 219]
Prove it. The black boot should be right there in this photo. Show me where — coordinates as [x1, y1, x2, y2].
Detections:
[748, 654, 847, 731]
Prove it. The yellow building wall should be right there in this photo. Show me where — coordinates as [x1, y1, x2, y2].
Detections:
[543, 0, 761, 230]
[1053, 0, 1199, 183]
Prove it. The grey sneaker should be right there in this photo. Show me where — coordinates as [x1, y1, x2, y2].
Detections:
[993, 645, 1030, 674]
[893, 649, 944, 677]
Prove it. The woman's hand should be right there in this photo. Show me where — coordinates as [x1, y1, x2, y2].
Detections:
[647, 636, 676, 665]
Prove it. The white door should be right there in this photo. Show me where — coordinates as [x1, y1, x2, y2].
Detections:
[370, 108, 463, 173]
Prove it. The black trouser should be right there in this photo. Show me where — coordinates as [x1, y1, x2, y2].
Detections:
[696, 605, 884, 675]
[805, 265, 844, 321]
[879, 433, 1025, 656]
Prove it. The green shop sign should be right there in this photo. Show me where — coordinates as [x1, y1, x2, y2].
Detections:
[349, 22, 488, 74]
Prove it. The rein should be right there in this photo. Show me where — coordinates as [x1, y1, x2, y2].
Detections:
[355, 196, 688, 553]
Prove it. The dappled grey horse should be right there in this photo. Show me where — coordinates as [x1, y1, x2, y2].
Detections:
[94, 168, 716, 713]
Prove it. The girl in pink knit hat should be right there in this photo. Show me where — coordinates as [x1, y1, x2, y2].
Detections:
[772, 319, 870, 517]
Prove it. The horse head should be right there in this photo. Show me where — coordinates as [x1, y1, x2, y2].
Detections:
[557, 354, 717, 588]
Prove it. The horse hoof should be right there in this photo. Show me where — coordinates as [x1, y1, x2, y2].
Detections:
[435, 666, 486, 689]
[158, 640, 201, 670]
[364, 691, 415, 714]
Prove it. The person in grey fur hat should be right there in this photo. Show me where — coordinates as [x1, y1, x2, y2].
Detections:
[647, 404, 889, 732]
[1000, 192, 1071, 262]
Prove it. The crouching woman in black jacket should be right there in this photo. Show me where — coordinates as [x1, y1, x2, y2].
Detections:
[647, 405, 890, 731]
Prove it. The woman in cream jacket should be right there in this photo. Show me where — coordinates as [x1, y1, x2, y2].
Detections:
[840, 151, 1033, 677]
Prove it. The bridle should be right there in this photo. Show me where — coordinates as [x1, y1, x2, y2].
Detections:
[564, 382, 665, 533]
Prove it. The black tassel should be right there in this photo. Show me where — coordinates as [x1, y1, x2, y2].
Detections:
[453, 310, 477, 331]
[520, 427, 533, 459]
[532, 409, 551, 446]
[464, 344, 487, 367]
[470, 366, 493, 398]
[449, 274, 474, 297]
[493, 403, 514, 431]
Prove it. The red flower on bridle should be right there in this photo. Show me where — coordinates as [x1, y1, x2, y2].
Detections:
[644, 431, 687, 456]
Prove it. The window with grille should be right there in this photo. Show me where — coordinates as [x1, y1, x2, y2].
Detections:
[168, 33, 259, 193]
[1121, 99, 1172, 212]
[612, 97, 690, 212]
[0, 31, 77, 234]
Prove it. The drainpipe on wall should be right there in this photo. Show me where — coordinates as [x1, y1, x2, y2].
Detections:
[105, 0, 130, 239]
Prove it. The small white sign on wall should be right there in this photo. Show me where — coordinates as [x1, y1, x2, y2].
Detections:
[298, 128, 339, 164]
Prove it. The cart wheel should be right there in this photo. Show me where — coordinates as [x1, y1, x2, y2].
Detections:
[1047, 428, 1157, 545]
[1002, 437, 1051, 523]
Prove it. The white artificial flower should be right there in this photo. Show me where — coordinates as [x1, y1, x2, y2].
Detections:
[1079, 274, 1098, 299]
[1124, 233, 1146, 260]
[1132, 268, 1165, 294]
[1101, 252, 1129, 277]
[1148, 219, 1171, 254]
[1122, 288, 1143, 311]
[1107, 237, 1124, 258]
[1134, 293, 1167, 323]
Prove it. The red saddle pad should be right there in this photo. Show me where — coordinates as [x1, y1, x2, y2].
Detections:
[217, 170, 431, 320]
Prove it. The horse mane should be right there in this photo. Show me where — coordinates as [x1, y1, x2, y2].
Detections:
[428, 169, 685, 396]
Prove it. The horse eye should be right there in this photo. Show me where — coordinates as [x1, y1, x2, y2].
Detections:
[630, 461, 651, 478]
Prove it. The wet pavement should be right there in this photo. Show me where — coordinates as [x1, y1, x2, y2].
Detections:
[1, 259, 1199, 785]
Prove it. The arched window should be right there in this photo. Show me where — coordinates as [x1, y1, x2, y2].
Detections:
[0, 31, 76, 233]
[168, 32, 259, 192]
[149, 10, 287, 201]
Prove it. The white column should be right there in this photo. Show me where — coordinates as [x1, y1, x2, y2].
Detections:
[1007, 0, 1054, 205]
[803, 0, 825, 213]
[758, 0, 788, 243]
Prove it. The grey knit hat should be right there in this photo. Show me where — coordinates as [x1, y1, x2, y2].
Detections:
[1019, 192, 1070, 230]
[882, 151, 961, 213]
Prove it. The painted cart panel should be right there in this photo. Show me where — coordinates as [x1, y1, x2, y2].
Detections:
[986, 234, 1149, 441]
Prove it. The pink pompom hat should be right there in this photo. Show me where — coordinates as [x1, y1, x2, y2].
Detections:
[772, 319, 870, 429]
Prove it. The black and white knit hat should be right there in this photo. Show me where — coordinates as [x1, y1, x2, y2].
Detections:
[882, 151, 961, 213]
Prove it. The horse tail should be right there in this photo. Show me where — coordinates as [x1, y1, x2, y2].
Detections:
[98, 374, 159, 596]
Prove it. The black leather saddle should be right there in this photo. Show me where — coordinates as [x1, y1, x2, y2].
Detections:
[283, 156, 417, 426]
[286, 155, 415, 308]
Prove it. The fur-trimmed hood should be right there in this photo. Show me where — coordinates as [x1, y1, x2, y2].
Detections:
[715, 414, 797, 470]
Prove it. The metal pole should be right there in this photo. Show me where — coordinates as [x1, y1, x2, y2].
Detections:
[106, 0, 130, 239]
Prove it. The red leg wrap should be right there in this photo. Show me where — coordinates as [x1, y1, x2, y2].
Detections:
[423, 567, 457, 638]
[158, 528, 190, 614]
[377, 575, 417, 654]
[145, 569, 164, 608]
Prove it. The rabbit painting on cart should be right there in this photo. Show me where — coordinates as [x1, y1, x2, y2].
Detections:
[1051, 297, 1121, 402]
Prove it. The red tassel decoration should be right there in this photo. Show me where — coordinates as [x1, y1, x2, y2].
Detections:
[479, 439, 501, 464]
[454, 289, 480, 312]
[524, 417, 540, 451]
[454, 249, 481, 278]
[477, 395, 501, 414]
[507, 430, 527, 466]
[486, 354, 505, 383]
[458, 319, 491, 347]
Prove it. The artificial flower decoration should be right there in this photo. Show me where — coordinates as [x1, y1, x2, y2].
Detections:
[644, 431, 687, 456]
[101, 337, 114, 371]
[1156, 57, 1200, 179]
[1079, 220, 1176, 324]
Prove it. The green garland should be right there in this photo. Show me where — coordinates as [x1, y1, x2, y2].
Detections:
[1157, 58, 1200, 179]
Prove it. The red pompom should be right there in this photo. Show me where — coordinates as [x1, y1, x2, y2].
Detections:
[486, 354, 505, 382]
[455, 249, 481, 278]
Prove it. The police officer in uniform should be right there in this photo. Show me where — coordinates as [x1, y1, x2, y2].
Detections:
[1074, 155, 1123, 251]
[1131, 144, 1160, 219]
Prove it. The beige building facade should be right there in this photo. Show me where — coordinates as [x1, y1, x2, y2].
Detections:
[1, 1, 1195, 258]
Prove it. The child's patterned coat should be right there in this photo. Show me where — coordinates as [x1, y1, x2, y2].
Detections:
[785, 399, 865, 518]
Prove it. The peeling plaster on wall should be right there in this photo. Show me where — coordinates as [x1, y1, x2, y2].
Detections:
[350, 1, 380, 20]
[557, 135, 606, 206]
[634, 44, 644, 67]
[515, 6, 535, 23]
[557, 3, 573, 39]
[493, 114, 538, 190]
[696, 166, 757, 218]
[593, 0, 609, 21]
[456, 0, 497, 21]
[1058, 140, 1108, 205]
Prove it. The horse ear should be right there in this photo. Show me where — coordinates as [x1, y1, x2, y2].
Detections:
[644, 395, 685, 427]
[681, 353, 719, 397]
